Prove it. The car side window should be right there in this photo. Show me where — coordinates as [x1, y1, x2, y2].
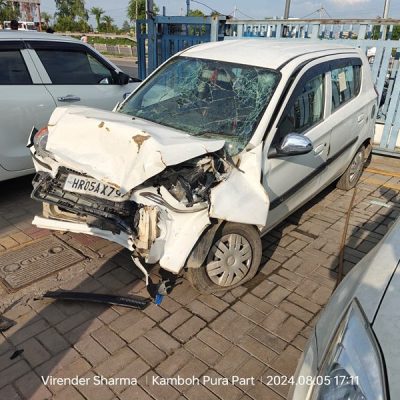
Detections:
[35, 48, 114, 85]
[331, 65, 361, 111]
[278, 74, 325, 139]
[0, 50, 32, 85]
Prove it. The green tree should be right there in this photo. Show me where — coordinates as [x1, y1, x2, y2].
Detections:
[90, 6, 104, 31]
[371, 23, 400, 40]
[54, 0, 90, 32]
[122, 20, 130, 31]
[392, 25, 400, 40]
[0, 0, 20, 23]
[127, 0, 158, 21]
[55, 0, 87, 19]
[102, 15, 114, 32]
[41, 11, 52, 27]
[188, 9, 205, 17]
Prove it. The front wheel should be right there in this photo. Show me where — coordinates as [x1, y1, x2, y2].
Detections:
[186, 223, 262, 294]
[336, 146, 365, 190]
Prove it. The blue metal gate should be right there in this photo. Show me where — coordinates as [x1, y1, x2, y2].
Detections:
[136, 15, 225, 80]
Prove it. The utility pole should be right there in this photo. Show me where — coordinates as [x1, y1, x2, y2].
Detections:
[186, 0, 190, 16]
[383, 0, 390, 18]
[37, 2, 42, 31]
[284, 0, 291, 19]
[146, 0, 154, 18]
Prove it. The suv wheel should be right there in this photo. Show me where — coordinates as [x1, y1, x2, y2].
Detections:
[186, 223, 262, 293]
[336, 146, 365, 190]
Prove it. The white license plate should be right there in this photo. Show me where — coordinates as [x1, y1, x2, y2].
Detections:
[63, 174, 129, 201]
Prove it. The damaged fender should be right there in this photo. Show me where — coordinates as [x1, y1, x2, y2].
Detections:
[132, 187, 211, 274]
[209, 143, 269, 228]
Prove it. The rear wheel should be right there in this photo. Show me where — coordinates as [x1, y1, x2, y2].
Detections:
[186, 223, 262, 294]
[336, 146, 365, 190]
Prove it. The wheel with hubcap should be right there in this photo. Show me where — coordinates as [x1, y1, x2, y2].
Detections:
[336, 146, 365, 190]
[186, 223, 262, 293]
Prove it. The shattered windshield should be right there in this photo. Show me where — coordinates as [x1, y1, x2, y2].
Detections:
[119, 57, 280, 154]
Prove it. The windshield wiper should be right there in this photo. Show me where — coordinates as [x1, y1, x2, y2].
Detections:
[192, 130, 224, 137]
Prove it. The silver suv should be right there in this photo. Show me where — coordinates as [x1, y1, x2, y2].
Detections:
[29, 40, 377, 294]
[0, 31, 138, 182]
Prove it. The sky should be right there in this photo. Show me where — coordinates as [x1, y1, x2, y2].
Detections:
[40, 0, 400, 27]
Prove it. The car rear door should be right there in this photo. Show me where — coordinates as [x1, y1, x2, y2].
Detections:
[324, 58, 371, 182]
[0, 40, 56, 173]
[26, 41, 136, 111]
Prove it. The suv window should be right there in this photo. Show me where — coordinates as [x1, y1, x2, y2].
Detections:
[35, 49, 114, 85]
[331, 65, 361, 111]
[278, 74, 325, 137]
[0, 50, 31, 85]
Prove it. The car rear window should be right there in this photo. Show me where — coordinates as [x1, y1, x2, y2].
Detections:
[0, 50, 32, 85]
[36, 49, 113, 85]
[331, 64, 361, 111]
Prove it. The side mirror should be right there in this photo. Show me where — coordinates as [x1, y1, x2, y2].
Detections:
[269, 133, 313, 158]
[117, 71, 130, 85]
[99, 77, 111, 85]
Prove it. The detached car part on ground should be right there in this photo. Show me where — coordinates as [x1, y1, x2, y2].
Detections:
[289, 216, 400, 400]
[29, 40, 377, 296]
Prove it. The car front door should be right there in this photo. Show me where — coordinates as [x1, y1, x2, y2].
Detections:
[263, 64, 331, 229]
[27, 41, 136, 111]
[0, 41, 56, 174]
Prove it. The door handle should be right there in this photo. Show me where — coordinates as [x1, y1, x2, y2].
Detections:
[357, 114, 366, 123]
[314, 143, 326, 155]
[57, 95, 81, 102]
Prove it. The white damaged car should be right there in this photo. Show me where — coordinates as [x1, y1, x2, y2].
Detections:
[29, 40, 377, 294]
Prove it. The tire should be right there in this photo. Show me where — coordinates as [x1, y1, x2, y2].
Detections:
[186, 223, 262, 294]
[336, 146, 365, 190]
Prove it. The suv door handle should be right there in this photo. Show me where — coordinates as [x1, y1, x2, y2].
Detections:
[314, 143, 326, 155]
[57, 95, 81, 102]
[357, 114, 366, 123]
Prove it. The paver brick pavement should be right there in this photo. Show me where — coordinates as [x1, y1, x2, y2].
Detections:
[0, 155, 399, 399]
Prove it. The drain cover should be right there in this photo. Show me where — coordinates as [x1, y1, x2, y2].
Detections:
[0, 236, 85, 290]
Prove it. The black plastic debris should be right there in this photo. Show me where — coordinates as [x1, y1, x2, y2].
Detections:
[0, 316, 16, 332]
[43, 291, 151, 310]
[10, 349, 24, 360]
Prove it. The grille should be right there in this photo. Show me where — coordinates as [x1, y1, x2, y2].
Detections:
[31, 168, 137, 234]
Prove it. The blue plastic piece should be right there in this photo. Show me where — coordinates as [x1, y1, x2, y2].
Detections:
[155, 293, 164, 305]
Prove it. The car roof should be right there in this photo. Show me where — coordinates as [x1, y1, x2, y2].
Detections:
[183, 39, 359, 70]
[0, 30, 80, 43]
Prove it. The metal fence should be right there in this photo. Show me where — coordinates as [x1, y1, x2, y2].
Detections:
[92, 43, 136, 57]
[136, 16, 225, 80]
[137, 17, 400, 156]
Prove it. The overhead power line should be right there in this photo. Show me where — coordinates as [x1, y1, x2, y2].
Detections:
[301, 5, 332, 19]
[235, 8, 256, 20]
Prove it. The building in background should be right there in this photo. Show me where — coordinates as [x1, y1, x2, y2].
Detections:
[10, 0, 41, 24]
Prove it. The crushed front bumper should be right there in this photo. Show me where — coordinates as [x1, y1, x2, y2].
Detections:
[31, 168, 137, 235]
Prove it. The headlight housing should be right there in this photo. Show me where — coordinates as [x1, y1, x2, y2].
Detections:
[312, 300, 387, 400]
[33, 126, 49, 153]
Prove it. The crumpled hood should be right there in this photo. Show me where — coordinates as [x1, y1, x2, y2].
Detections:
[46, 106, 225, 192]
